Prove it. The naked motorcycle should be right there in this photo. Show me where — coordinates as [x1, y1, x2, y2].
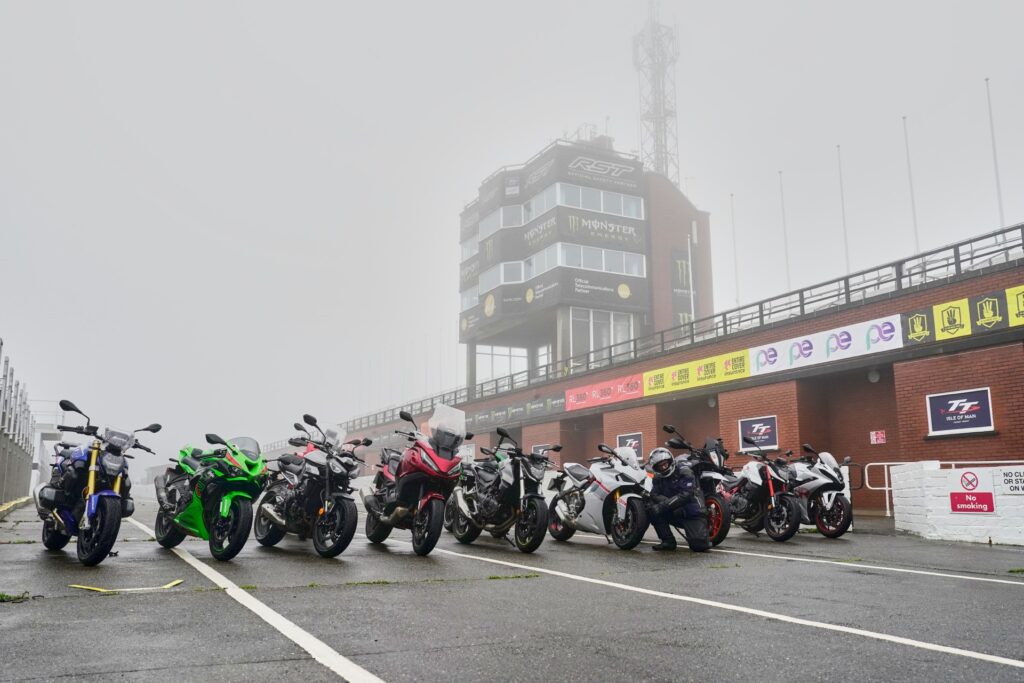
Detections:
[719, 436, 801, 542]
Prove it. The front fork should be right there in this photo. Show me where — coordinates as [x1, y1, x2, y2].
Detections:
[766, 465, 777, 510]
[82, 441, 101, 529]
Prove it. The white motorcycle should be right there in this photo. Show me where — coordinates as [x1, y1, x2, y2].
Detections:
[786, 443, 854, 538]
[547, 443, 651, 550]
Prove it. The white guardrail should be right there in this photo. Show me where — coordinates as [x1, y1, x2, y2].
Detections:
[865, 460, 1024, 517]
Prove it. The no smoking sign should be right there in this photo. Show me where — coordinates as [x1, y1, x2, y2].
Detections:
[949, 469, 995, 514]
[960, 471, 979, 491]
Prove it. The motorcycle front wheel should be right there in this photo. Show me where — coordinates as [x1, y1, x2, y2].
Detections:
[209, 497, 253, 561]
[313, 498, 358, 558]
[77, 497, 122, 566]
[763, 496, 800, 542]
[705, 493, 732, 547]
[609, 497, 648, 550]
[513, 497, 548, 553]
[814, 493, 853, 538]
[411, 498, 444, 556]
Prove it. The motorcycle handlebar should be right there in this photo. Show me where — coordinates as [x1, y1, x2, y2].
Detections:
[134, 443, 154, 454]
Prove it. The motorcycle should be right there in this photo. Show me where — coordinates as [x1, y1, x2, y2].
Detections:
[547, 443, 651, 550]
[786, 443, 854, 538]
[34, 399, 160, 566]
[154, 433, 267, 561]
[661, 426, 733, 547]
[449, 428, 555, 553]
[718, 436, 801, 542]
[254, 414, 370, 557]
[443, 444, 511, 533]
[359, 404, 470, 556]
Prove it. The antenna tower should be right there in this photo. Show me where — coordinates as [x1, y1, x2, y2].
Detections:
[633, 0, 680, 186]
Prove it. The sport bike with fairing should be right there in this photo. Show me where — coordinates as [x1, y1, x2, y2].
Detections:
[254, 414, 370, 557]
[33, 399, 161, 566]
[154, 433, 267, 560]
[449, 428, 555, 553]
[359, 405, 470, 556]
[785, 443, 854, 538]
[547, 443, 650, 550]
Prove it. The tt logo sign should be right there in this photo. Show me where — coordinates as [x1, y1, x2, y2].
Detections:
[944, 399, 980, 415]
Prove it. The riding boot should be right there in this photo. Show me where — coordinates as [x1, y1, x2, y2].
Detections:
[651, 519, 677, 551]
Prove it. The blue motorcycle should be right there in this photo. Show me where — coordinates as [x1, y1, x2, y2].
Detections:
[33, 399, 161, 566]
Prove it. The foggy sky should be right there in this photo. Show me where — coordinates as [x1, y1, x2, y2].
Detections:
[1, 1, 1022, 469]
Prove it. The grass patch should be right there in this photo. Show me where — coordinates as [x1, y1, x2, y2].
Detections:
[487, 573, 539, 581]
[0, 539, 37, 545]
[1008, 568, 1024, 574]
[307, 583, 320, 588]
[345, 579, 392, 586]
[0, 591, 31, 603]
[708, 563, 741, 569]
[239, 585, 257, 591]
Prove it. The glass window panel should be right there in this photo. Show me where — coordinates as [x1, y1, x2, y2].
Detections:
[623, 195, 642, 218]
[571, 317, 590, 357]
[523, 256, 535, 281]
[612, 313, 632, 344]
[479, 210, 500, 238]
[562, 243, 581, 267]
[581, 187, 601, 211]
[493, 354, 510, 377]
[593, 314, 611, 350]
[523, 199, 533, 223]
[511, 355, 527, 374]
[624, 253, 644, 276]
[502, 262, 523, 283]
[604, 249, 624, 274]
[479, 265, 501, 292]
[602, 192, 623, 215]
[582, 246, 603, 270]
[559, 183, 581, 208]
[543, 185, 556, 213]
[502, 205, 522, 227]
[545, 244, 558, 271]
[571, 307, 590, 321]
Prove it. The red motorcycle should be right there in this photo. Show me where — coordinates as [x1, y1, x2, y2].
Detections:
[359, 405, 471, 556]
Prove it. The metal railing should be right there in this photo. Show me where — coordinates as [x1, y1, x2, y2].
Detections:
[342, 223, 1024, 432]
[0, 338, 37, 503]
[865, 459, 1024, 517]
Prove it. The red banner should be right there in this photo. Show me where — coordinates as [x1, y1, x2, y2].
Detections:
[565, 374, 643, 411]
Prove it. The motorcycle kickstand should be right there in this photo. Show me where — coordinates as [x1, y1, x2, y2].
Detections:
[603, 534, 612, 544]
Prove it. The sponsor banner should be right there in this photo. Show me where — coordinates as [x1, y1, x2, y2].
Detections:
[563, 270, 649, 311]
[523, 214, 559, 251]
[504, 175, 521, 198]
[562, 209, 646, 250]
[476, 173, 505, 215]
[749, 315, 903, 376]
[643, 361, 693, 397]
[565, 374, 643, 412]
[523, 152, 557, 193]
[561, 147, 642, 193]
[948, 469, 995, 514]
[969, 292, 1008, 332]
[903, 285, 1024, 344]
[926, 387, 994, 436]
[1007, 284, 1024, 327]
[459, 309, 482, 342]
[739, 415, 779, 452]
[933, 298, 972, 341]
[459, 253, 480, 290]
[642, 349, 749, 398]
[617, 432, 644, 458]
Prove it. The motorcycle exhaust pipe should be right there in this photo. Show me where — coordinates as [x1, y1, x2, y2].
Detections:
[259, 503, 286, 528]
[554, 500, 574, 527]
[358, 485, 376, 510]
[379, 506, 409, 525]
[454, 488, 483, 528]
[154, 475, 172, 511]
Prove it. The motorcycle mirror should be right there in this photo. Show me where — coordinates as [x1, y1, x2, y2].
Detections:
[303, 414, 318, 427]
[136, 423, 162, 434]
[465, 432, 474, 440]
[662, 425, 676, 434]
[190, 448, 204, 457]
[742, 436, 757, 446]
[205, 433, 227, 447]
[785, 450, 793, 456]
[59, 399, 83, 415]
[288, 437, 306, 447]
[842, 456, 852, 465]
[666, 437, 686, 449]
[347, 438, 361, 445]
[362, 438, 373, 447]
[481, 447, 494, 455]
[294, 422, 309, 434]
[496, 427, 510, 439]
[802, 443, 818, 454]
[399, 410, 415, 424]
[597, 443, 615, 456]
[550, 444, 562, 452]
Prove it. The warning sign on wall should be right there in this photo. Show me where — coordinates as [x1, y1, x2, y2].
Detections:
[948, 469, 995, 513]
[869, 430, 886, 445]
[998, 467, 1024, 495]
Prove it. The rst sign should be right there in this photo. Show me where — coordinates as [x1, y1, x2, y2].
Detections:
[926, 387, 994, 436]
[948, 469, 995, 514]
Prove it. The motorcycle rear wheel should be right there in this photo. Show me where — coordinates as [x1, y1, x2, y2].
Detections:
[42, 520, 70, 550]
[705, 493, 732, 547]
[254, 493, 286, 547]
[451, 506, 482, 545]
[313, 498, 358, 558]
[547, 496, 576, 542]
[763, 497, 800, 542]
[443, 496, 457, 532]
[411, 499, 444, 556]
[814, 494, 853, 538]
[365, 511, 392, 543]
[77, 497, 122, 566]
[155, 509, 186, 549]
[513, 498, 548, 553]
[610, 498, 648, 550]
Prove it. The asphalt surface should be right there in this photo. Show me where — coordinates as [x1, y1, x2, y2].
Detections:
[2, 495, 1023, 682]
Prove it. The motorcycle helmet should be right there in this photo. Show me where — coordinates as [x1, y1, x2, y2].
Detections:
[647, 448, 675, 478]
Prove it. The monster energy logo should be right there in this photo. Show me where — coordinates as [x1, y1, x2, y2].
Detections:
[975, 297, 1003, 328]
[940, 306, 964, 335]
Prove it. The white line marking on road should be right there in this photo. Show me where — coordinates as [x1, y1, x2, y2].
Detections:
[128, 518, 384, 683]
[359, 534, 1024, 670]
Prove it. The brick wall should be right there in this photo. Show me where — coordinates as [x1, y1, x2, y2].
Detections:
[656, 396, 721, 449]
[602, 404, 659, 460]
[523, 420, 567, 468]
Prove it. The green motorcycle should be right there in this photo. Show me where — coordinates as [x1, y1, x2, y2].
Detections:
[153, 434, 267, 561]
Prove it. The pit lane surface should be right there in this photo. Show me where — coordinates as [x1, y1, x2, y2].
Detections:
[2, 498, 1022, 682]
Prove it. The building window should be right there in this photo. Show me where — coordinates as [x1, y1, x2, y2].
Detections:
[460, 286, 479, 312]
[461, 238, 479, 261]
[580, 186, 602, 211]
[605, 249, 624, 274]
[536, 344, 552, 372]
[624, 252, 645, 276]
[559, 183, 581, 207]
[569, 307, 634, 368]
[561, 243, 582, 268]
[479, 265, 501, 293]
[502, 261, 524, 283]
[602, 192, 623, 215]
[501, 205, 523, 228]
[479, 210, 501, 239]
[623, 195, 642, 218]
[476, 345, 527, 381]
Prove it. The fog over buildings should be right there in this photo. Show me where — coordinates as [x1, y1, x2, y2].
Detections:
[1, 1, 1021, 470]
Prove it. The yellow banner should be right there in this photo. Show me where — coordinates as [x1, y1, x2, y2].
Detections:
[1007, 284, 1024, 328]
[643, 350, 750, 397]
[643, 361, 694, 396]
[932, 298, 972, 341]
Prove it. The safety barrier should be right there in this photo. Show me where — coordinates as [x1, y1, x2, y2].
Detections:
[865, 459, 1024, 517]
[0, 338, 36, 504]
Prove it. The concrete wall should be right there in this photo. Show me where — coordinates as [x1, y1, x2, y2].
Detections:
[892, 461, 1024, 546]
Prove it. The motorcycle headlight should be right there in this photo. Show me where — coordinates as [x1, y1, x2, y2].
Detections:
[329, 459, 344, 475]
[421, 452, 441, 473]
[528, 461, 546, 482]
[102, 454, 126, 476]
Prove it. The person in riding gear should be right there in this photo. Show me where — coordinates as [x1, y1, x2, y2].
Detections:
[646, 448, 711, 552]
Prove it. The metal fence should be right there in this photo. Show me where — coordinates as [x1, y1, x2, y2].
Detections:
[341, 223, 1024, 432]
[0, 338, 37, 504]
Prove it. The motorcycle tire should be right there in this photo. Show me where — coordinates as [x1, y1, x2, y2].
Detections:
[547, 496, 577, 542]
[76, 496, 122, 566]
[513, 498, 548, 554]
[209, 497, 253, 561]
[705, 493, 732, 547]
[411, 498, 444, 556]
[610, 497, 648, 550]
[253, 492, 286, 547]
[313, 498, 358, 558]
[41, 520, 70, 550]
[365, 510, 393, 544]
[443, 496, 457, 532]
[155, 509, 186, 549]
[764, 496, 800, 542]
[451, 506, 482, 545]
[814, 493, 853, 539]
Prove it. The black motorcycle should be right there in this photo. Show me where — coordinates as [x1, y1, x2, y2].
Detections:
[450, 427, 557, 553]
[720, 436, 801, 542]
[253, 414, 369, 558]
[662, 426, 733, 547]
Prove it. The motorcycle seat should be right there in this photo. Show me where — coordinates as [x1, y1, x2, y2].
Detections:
[564, 463, 591, 483]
